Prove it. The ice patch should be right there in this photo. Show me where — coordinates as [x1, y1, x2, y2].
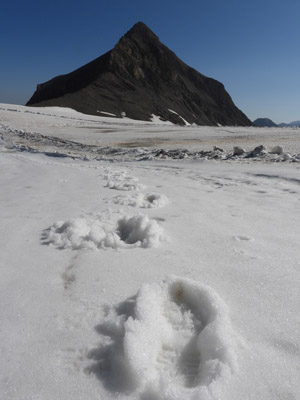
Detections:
[89, 276, 238, 399]
[42, 214, 166, 250]
[113, 192, 169, 208]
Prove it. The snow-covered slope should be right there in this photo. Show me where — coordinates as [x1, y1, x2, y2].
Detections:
[1, 104, 300, 400]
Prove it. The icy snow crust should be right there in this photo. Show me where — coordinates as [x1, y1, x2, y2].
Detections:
[1, 104, 300, 400]
[96, 276, 238, 400]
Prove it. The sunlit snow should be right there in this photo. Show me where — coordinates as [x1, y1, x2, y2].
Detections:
[0, 104, 300, 400]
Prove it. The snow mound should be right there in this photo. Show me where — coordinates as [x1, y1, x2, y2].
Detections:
[42, 214, 166, 250]
[270, 145, 283, 155]
[113, 192, 169, 208]
[90, 276, 238, 399]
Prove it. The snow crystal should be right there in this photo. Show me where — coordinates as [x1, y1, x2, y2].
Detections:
[42, 214, 166, 250]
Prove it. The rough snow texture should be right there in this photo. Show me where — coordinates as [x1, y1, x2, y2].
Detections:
[91, 276, 238, 400]
[113, 192, 169, 208]
[105, 180, 145, 191]
[43, 214, 166, 249]
[104, 169, 146, 191]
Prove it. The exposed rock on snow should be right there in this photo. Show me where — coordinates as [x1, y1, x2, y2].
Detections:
[233, 146, 245, 156]
[42, 214, 166, 249]
[87, 276, 238, 400]
[213, 146, 224, 153]
[247, 145, 267, 158]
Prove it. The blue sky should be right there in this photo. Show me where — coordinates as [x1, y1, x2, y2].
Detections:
[1, 0, 300, 123]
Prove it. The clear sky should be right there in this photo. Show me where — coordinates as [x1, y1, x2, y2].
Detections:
[1, 0, 300, 123]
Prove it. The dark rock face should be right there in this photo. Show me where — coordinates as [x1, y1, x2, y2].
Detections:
[27, 22, 251, 126]
[253, 118, 277, 127]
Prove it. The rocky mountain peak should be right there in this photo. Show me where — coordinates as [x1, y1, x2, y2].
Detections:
[124, 22, 159, 40]
[26, 22, 251, 126]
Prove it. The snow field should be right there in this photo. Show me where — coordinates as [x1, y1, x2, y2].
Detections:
[92, 276, 237, 400]
[1, 105, 300, 400]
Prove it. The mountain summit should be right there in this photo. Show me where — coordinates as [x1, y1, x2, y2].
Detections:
[27, 22, 251, 126]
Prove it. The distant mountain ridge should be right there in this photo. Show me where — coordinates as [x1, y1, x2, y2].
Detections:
[253, 118, 277, 127]
[253, 118, 300, 128]
[26, 22, 251, 126]
[278, 120, 300, 127]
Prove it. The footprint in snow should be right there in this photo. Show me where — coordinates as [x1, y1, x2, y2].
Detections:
[113, 192, 169, 208]
[87, 277, 238, 400]
[42, 214, 166, 250]
[62, 253, 79, 290]
[234, 235, 254, 242]
[103, 169, 145, 191]
[105, 180, 145, 191]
